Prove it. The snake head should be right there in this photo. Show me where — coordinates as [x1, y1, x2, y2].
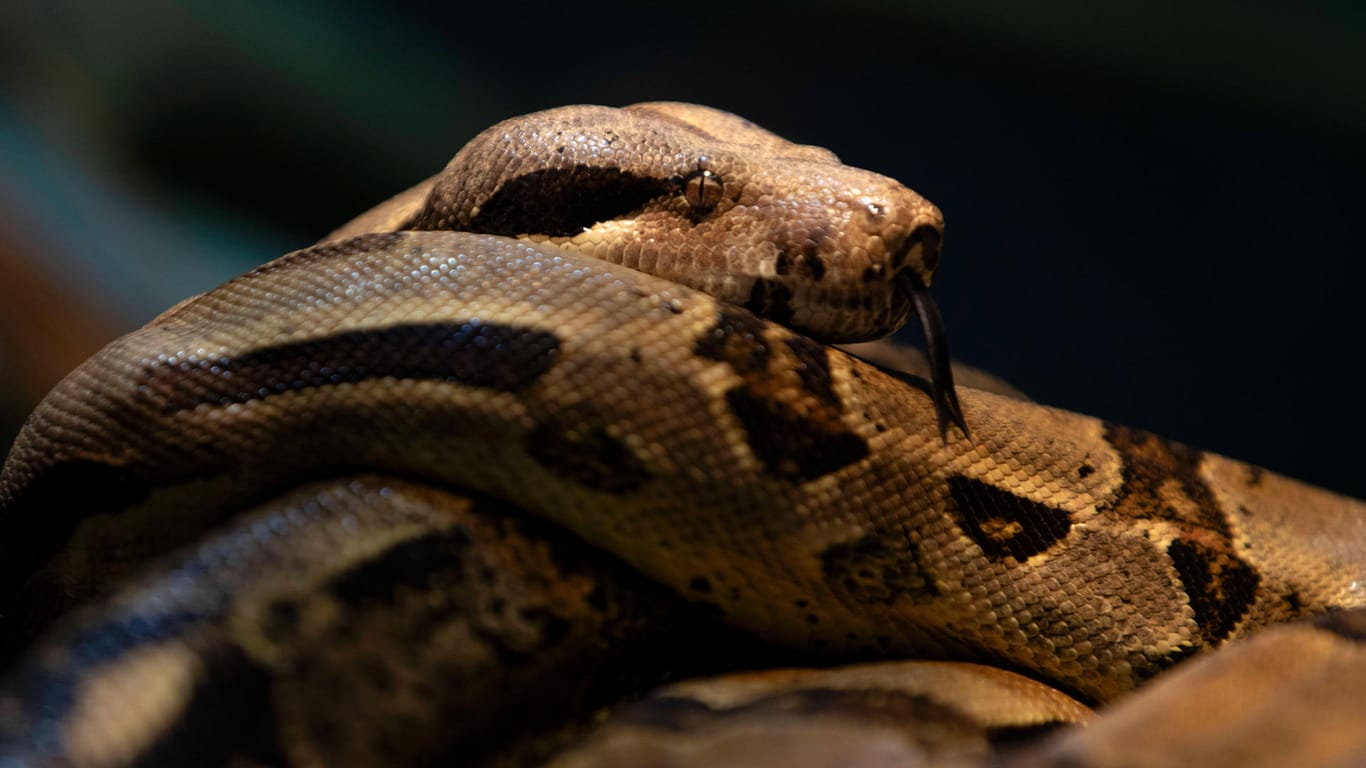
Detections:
[415, 101, 966, 438]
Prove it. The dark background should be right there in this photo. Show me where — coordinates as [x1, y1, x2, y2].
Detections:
[1, 1, 1362, 498]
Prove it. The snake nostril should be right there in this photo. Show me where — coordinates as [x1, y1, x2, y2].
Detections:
[894, 225, 942, 275]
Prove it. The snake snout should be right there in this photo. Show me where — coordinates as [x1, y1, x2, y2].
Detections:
[891, 218, 945, 287]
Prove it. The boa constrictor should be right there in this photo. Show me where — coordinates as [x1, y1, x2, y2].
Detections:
[0, 102, 1362, 767]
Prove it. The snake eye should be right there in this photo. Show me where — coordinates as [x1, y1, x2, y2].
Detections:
[683, 158, 723, 212]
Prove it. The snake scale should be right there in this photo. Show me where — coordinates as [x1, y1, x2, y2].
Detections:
[0, 102, 1363, 767]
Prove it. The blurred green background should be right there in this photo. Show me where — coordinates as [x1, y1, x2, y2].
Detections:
[1, 0, 1363, 497]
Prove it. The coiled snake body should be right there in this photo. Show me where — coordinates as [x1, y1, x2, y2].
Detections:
[0, 103, 1363, 767]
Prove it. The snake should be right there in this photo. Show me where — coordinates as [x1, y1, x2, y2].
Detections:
[0, 102, 1363, 767]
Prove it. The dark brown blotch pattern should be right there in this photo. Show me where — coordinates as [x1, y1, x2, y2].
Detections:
[692, 306, 772, 376]
[1101, 422, 1262, 645]
[723, 389, 869, 481]
[947, 476, 1072, 561]
[141, 322, 562, 416]
[696, 309, 869, 482]
[1, 458, 151, 591]
[743, 278, 795, 327]
[1102, 423, 1230, 536]
[527, 414, 652, 493]
[325, 528, 476, 608]
[453, 166, 673, 237]
[777, 240, 827, 282]
[133, 645, 285, 766]
[784, 336, 841, 406]
[1166, 538, 1261, 644]
[820, 532, 940, 604]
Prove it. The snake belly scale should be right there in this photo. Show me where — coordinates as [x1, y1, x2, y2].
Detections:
[0, 102, 1363, 767]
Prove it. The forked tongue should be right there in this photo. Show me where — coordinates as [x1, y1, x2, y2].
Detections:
[897, 271, 969, 441]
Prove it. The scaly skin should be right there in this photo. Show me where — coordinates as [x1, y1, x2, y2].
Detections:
[1, 103, 1363, 766]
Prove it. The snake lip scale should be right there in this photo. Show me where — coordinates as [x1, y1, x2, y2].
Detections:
[0, 102, 1362, 767]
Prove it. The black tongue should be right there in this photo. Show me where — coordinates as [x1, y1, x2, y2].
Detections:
[897, 271, 969, 441]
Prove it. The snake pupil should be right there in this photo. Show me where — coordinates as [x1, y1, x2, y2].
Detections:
[683, 168, 723, 212]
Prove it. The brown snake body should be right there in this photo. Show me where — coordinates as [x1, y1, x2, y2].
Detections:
[0, 103, 1363, 767]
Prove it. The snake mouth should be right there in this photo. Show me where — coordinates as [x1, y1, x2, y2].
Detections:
[895, 269, 969, 440]
[893, 224, 943, 278]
